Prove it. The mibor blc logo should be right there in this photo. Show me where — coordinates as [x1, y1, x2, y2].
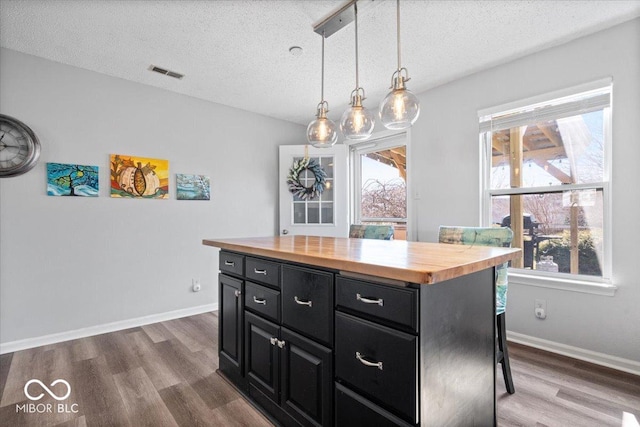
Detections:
[16, 379, 79, 414]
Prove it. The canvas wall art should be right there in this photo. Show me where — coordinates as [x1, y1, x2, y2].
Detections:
[110, 154, 169, 199]
[176, 174, 211, 200]
[47, 163, 99, 197]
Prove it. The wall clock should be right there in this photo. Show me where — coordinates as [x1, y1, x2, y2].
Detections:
[0, 114, 41, 177]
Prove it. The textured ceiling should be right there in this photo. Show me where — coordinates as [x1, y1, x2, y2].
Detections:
[1, 0, 639, 126]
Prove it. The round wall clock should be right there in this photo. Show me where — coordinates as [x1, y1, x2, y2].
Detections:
[0, 114, 41, 177]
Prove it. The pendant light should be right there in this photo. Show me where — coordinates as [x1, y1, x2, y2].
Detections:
[379, 0, 420, 130]
[307, 32, 338, 147]
[340, 2, 375, 141]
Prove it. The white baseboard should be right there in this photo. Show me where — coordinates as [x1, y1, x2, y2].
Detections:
[0, 303, 218, 355]
[508, 330, 640, 377]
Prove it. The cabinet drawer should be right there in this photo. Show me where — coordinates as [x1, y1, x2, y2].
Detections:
[219, 251, 244, 277]
[335, 383, 414, 427]
[336, 276, 418, 332]
[282, 265, 333, 347]
[245, 281, 280, 323]
[246, 257, 280, 288]
[335, 312, 417, 424]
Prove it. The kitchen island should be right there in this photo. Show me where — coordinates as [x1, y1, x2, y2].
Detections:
[203, 235, 520, 427]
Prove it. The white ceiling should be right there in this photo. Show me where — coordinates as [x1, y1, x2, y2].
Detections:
[1, 0, 639, 126]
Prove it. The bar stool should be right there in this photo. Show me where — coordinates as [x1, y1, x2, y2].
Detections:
[438, 225, 516, 394]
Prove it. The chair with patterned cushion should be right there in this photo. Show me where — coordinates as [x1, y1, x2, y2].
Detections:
[349, 224, 394, 240]
[438, 225, 516, 394]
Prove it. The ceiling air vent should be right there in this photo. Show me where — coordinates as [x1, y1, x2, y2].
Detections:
[149, 65, 184, 80]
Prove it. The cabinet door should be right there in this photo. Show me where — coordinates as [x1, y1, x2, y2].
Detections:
[219, 274, 243, 377]
[281, 327, 333, 427]
[245, 311, 280, 404]
[282, 265, 333, 347]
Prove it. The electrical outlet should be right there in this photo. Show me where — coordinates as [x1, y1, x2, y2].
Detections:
[192, 278, 201, 292]
[535, 299, 547, 319]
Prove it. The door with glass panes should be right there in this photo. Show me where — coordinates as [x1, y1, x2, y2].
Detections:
[279, 145, 349, 237]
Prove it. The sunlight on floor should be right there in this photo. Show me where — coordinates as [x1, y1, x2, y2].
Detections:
[622, 412, 640, 427]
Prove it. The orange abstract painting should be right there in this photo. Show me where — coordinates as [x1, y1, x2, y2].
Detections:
[110, 154, 169, 199]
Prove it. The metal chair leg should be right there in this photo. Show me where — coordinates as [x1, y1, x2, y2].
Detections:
[497, 312, 515, 394]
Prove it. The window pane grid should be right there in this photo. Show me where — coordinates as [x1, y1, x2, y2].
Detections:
[291, 156, 335, 225]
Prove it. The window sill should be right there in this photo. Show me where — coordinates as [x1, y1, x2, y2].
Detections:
[508, 271, 617, 296]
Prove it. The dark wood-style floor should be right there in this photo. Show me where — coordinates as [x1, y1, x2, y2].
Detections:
[0, 312, 638, 427]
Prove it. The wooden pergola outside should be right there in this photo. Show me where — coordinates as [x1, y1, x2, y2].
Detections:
[491, 118, 592, 272]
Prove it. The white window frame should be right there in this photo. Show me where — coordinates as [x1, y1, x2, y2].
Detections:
[478, 79, 616, 296]
[348, 130, 413, 239]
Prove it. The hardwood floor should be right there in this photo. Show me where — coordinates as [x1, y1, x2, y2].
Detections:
[0, 312, 638, 426]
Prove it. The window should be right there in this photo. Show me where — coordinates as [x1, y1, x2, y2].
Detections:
[351, 133, 407, 240]
[479, 81, 614, 293]
[292, 156, 334, 225]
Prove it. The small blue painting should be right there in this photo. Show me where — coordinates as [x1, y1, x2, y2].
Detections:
[47, 163, 99, 197]
[176, 174, 210, 200]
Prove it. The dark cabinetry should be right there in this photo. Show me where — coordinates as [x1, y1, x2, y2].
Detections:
[335, 312, 417, 424]
[334, 276, 419, 426]
[220, 251, 333, 427]
[209, 239, 501, 427]
[218, 272, 244, 386]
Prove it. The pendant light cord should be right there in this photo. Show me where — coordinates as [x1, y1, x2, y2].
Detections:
[321, 31, 325, 102]
[396, 0, 401, 72]
[354, 2, 359, 89]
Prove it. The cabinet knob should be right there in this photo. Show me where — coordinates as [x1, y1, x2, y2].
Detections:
[270, 337, 278, 346]
[234, 290, 241, 298]
[253, 268, 268, 275]
[356, 293, 384, 307]
[253, 296, 267, 305]
[224, 260, 235, 266]
[355, 351, 383, 370]
[277, 339, 286, 349]
[294, 296, 312, 307]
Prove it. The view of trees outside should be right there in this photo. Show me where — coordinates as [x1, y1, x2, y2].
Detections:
[489, 111, 605, 276]
[360, 146, 407, 239]
[361, 177, 406, 219]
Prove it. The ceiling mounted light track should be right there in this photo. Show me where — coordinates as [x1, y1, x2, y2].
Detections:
[309, 0, 418, 147]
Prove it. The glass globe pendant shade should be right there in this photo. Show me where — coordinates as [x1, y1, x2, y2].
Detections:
[307, 102, 338, 148]
[379, 75, 420, 130]
[340, 91, 375, 141]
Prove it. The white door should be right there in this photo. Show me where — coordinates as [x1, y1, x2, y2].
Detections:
[279, 144, 349, 237]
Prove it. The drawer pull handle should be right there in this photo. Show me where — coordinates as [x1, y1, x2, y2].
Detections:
[294, 296, 312, 307]
[224, 260, 235, 266]
[234, 290, 241, 298]
[253, 296, 267, 305]
[356, 293, 384, 307]
[253, 268, 268, 275]
[270, 337, 278, 346]
[277, 339, 286, 349]
[355, 352, 383, 371]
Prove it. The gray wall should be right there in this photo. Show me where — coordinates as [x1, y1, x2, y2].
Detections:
[411, 19, 640, 362]
[0, 48, 304, 344]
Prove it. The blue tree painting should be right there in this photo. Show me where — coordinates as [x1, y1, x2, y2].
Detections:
[176, 174, 210, 200]
[47, 163, 99, 197]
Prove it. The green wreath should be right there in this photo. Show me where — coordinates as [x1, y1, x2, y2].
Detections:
[287, 158, 327, 200]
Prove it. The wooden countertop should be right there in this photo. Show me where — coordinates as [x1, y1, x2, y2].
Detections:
[203, 236, 521, 285]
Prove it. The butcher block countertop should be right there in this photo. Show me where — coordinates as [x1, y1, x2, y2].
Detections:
[203, 235, 521, 285]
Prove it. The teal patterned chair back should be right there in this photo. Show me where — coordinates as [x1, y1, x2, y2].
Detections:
[349, 224, 394, 240]
[438, 226, 513, 315]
